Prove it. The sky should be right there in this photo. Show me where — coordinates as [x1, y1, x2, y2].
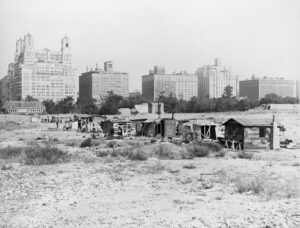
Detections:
[0, 0, 299, 91]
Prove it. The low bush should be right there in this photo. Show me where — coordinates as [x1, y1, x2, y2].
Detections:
[215, 150, 225, 157]
[183, 164, 196, 169]
[237, 151, 253, 159]
[215, 170, 298, 199]
[128, 148, 148, 161]
[80, 138, 92, 147]
[0, 145, 68, 165]
[187, 141, 223, 158]
[24, 145, 67, 165]
[106, 141, 117, 148]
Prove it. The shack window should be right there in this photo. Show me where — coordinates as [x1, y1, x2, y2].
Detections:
[259, 127, 266, 137]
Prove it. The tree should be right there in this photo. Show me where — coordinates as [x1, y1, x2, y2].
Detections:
[56, 96, 75, 114]
[99, 91, 127, 115]
[222, 85, 234, 99]
[127, 94, 147, 108]
[157, 93, 178, 119]
[24, 95, 38, 101]
[80, 99, 99, 114]
[42, 99, 56, 114]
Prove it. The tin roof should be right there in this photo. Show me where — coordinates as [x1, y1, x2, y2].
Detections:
[223, 117, 281, 127]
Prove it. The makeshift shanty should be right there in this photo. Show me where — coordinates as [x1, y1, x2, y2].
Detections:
[77, 114, 105, 133]
[51, 115, 72, 123]
[141, 118, 177, 138]
[222, 117, 280, 150]
[182, 120, 217, 140]
[101, 118, 135, 136]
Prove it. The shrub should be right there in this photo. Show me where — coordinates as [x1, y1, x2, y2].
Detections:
[215, 150, 225, 157]
[24, 145, 68, 165]
[80, 138, 92, 147]
[143, 162, 165, 174]
[187, 141, 222, 157]
[106, 141, 117, 148]
[237, 151, 253, 159]
[0, 145, 68, 165]
[0, 147, 23, 160]
[150, 139, 157, 143]
[128, 148, 148, 161]
[155, 143, 191, 159]
[183, 164, 196, 169]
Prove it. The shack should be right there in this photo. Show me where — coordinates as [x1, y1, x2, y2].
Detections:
[101, 118, 135, 136]
[182, 120, 217, 140]
[223, 117, 280, 150]
[141, 118, 177, 138]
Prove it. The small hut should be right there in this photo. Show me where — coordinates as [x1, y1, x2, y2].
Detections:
[182, 120, 217, 140]
[141, 118, 177, 138]
[223, 117, 280, 150]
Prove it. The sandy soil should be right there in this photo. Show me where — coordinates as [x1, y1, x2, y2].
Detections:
[0, 112, 300, 228]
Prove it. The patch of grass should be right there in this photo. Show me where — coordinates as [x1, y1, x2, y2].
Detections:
[80, 138, 101, 148]
[0, 121, 20, 131]
[128, 148, 148, 161]
[187, 141, 222, 158]
[292, 162, 300, 167]
[237, 151, 253, 159]
[215, 170, 298, 199]
[106, 141, 117, 148]
[80, 138, 92, 147]
[215, 150, 225, 157]
[143, 162, 165, 174]
[0, 145, 68, 165]
[183, 164, 196, 169]
[168, 168, 180, 174]
[24, 145, 68, 165]
[1, 163, 13, 170]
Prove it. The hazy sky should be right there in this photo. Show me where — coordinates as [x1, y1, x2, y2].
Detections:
[0, 0, 299, 91]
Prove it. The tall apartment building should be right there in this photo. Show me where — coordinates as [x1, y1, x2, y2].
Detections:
[196, 58, 239, 99]
[79, 61, 129, 104]
[239, 77, 295, 100]
[11, 33, 77, 101]
[0, 63, 14, 102]
[142, 66, 198, 101]
[296, 80, 300, 100]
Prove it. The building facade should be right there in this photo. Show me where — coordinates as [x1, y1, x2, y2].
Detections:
[196, 58, 239, 99]
[11, 33, 77, 101]
[2, 101, 45, 114]
[0, 63, 14, 102]
[239, 77, 295, 100]
[79, 61, 129, 104]
[142, 66, 198, 101]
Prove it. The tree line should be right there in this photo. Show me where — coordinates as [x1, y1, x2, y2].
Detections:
[0, 86, 298, 115]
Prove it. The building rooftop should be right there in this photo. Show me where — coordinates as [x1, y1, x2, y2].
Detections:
[223, 117, 281, 127]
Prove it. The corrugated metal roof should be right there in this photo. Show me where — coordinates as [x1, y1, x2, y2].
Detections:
[223, 117, 281, 127]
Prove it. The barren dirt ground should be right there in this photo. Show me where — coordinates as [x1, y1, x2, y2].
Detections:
[0, 113, 300, 228]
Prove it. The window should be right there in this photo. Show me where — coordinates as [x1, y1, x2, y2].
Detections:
[259, 127, 266, 137]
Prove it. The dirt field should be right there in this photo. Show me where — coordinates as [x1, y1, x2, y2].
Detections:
[0, 112, 299, 228]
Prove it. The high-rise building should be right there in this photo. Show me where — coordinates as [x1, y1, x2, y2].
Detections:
[142, 66, 198, 101]
[196, 58, 239, 99]
[11, 33, 77, 101]
[79, 61, 129, 104]
[0, 63, 14, 102]
[239, 77, 295, 100]
[296, 80, 300, 100]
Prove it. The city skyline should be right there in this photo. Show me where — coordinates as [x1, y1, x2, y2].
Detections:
[0, 0, 299, 92]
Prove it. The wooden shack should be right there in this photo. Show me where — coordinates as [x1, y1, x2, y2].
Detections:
[182, 120, 217, 140]
[161, 118, 177, 138]
[141, 118, 177, 138]
[223, 117, 280, 150]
